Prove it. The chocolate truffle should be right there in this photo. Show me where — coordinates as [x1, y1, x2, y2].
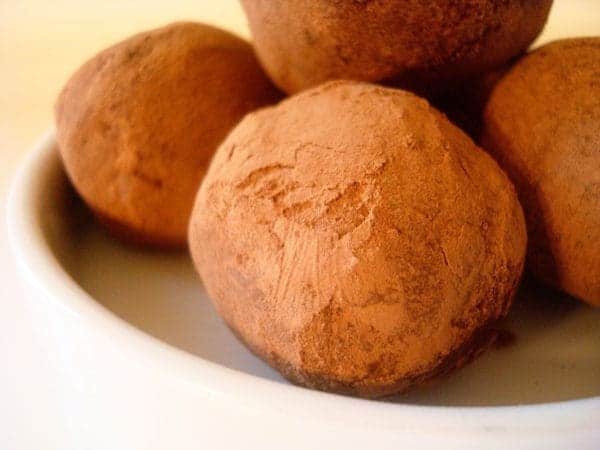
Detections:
[189, 81, 527, 397]
[55, 22, 282, 248]
[240, 0, 553, 94]
[482, 38, 600, 307]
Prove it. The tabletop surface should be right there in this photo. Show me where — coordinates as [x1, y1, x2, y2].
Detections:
[1, 2, 599, 449]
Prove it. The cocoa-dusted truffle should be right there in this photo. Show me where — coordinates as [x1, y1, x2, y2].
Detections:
[55, 22, 282, 248]
[189, 81, 527, 397]
[482, 38, 600, 307]
[240, 0, 552, 94]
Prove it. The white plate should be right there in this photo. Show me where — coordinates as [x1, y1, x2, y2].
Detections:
[7, 2, 600, 448]
[8, 132, 600, 450]
[61, 160, 600, 408]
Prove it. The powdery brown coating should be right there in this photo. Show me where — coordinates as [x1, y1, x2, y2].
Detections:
[55, 22, 282, 248]
[189, 81, 527, 397]
[240, 0, 552, 95]
[482, 38, 600, 307]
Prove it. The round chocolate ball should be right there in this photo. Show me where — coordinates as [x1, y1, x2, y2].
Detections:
[55, 22, 282, 248]
[189, 81, 527, 397]
[240, 0, 552, 95]
[482, 38, 600, 306]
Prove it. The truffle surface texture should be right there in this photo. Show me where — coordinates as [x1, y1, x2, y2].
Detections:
[240, 0, 552, 94]
[482, 38, 600, 306]
[189, 81, 527, 397]
[55, 22, 282, 248]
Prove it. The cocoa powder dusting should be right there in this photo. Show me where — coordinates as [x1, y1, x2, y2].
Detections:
[189, 81, 527, 397]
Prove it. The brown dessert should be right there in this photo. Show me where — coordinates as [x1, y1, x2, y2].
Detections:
[55, 22, 282, 248]
[240, 0, 552, 95]
[189, 81, 527, 397]
[482, 37, 600, 307]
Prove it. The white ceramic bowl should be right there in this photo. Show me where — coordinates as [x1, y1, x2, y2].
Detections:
[7, 132, 600, 450]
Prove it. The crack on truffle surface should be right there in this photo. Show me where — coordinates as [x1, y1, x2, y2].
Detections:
[235, 163, 295, 190]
